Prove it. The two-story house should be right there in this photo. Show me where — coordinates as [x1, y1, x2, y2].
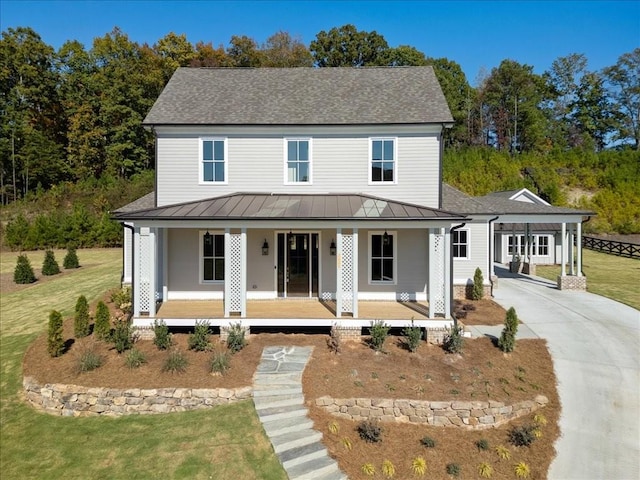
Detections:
[114, 66, 591, 338]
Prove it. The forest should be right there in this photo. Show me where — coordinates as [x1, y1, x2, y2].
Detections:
[1, 25, 638, 249]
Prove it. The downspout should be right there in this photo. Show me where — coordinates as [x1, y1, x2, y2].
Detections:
[449, 222, 466, 325]
[122, 222, 135, 320]
[487, 216, 499, 296]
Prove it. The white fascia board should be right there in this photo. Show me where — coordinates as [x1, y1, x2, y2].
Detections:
[493, 214, 587, 223]
[152, 124, 445, 137]
[130, 219, 464, 230]
[510, 188, 550, 205]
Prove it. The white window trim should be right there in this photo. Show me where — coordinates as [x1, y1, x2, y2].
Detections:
[199, 137, 228, 185]
[368, 230, 397, 285]
[452, 228, 470, 260]
[284, 137, 312, 185]
[199, 230, 224, 284]
[368, 137, 398, 185]
[535, 234, 550, 256]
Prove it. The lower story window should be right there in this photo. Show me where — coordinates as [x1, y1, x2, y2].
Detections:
[202, 232, 224, 282]
[537, 235, 549, 256]
[452, 229, 469, 258]
[370, 232, 395, 282]
[508, 234, 550, 257]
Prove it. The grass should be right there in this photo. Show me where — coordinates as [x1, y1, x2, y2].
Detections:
[0, 248, 286, 479]
[535, 249, 640, 311]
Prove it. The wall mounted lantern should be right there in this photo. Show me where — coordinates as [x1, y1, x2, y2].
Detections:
[262, 239, 269, 256]
[329, 239, 337, 256]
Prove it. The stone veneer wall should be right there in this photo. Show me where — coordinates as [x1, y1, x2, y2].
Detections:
[453, 284, 491, 300]
[23, 376, 251, 417]
[557, 275, 587, 291]
[315, 395, 548, 430]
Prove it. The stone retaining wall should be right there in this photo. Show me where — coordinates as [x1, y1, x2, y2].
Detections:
[557, 275, 587, 291]
[315, 395, 548, 430]
[23, 376, 252, 417]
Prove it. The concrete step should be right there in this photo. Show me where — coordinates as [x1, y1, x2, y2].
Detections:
[279, 440, 327, 468]
[252, 386, 303, 396]
[312, 469, 348, 480]
[262, 415, 314, 437]
[253, 395, 304, 410]
[287, 455, 340, 480]
[271, 429, 323, 454]
[257, 406, 308, 424]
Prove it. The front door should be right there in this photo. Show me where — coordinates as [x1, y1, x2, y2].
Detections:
[277, 233, 319, 297]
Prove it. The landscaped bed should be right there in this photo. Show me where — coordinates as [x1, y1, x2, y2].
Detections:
[23, 292, 559, 479]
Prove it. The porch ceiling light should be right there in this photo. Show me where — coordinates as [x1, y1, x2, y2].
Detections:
[262, 239, 269, 256]
[330, 239, 336, 256]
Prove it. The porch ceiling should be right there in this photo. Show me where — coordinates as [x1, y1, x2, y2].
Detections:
[155, 299, 430, 321]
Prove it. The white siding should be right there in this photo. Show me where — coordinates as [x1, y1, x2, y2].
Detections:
[156, 130, 441, 208]
[453, 222, 489, 286]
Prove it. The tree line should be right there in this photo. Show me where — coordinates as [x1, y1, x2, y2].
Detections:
[1, 24, 638, 235]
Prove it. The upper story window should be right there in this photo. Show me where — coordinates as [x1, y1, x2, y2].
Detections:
[452, 229, 469, 259]
[370, 138, 396, 184]
[285, 138, 311, 184]
[200, 138, 227, 184]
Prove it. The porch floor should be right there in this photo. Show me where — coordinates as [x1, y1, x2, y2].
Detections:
[155, 299, 430, 321]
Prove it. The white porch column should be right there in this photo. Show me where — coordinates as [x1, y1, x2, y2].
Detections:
[444, 228, 451, 319]
[135, 227, 155, 317]
[352, 228, 358, 318]
[224, 228, 247, 318]
[569, 223, 575, 275]
[133, 227, 140, 317]
[162, 228, 169, 300]
[560, 222, 566, 276]
[428, 228, 446, 318]
[335, 228, 342, 318]
[576, 221, 583, 276]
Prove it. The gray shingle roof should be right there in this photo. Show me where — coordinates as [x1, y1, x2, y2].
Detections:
[443, 184, 594, 216]
[113, 192, 155, 213]
[113, 193, 465, 221]
[143, 67, 454, 126]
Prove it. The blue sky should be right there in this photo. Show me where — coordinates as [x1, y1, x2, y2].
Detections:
[2, 0, 638, 85]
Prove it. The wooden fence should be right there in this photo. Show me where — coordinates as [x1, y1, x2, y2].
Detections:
[582, 236, 640, 259]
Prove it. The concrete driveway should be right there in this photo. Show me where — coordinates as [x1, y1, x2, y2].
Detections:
[484, 266, 639, 480]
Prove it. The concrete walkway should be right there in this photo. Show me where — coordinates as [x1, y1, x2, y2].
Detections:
[474, 267, 640, 480]
[253, 346, 346, 480]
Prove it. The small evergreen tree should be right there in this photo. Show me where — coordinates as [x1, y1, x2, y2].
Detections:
[443, 324, 465, 354]
[47, 310, 65, 357]
[472, 267, 484, 300]
[41, 249, 61, 276]
[14, 254, 36, 284]
[94, 300, 111, 341]
[63, 245, 80, 269]
[112, 317, 134, 353]
[74, 295, 90, 338]
[498, 307, 519, 352]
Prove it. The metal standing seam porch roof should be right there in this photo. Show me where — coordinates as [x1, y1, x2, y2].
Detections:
[113, 193, 466, 222]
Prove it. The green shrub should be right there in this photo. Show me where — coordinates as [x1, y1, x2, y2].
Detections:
[226, 322, 246, 353]
[210, 350, 231, 375]
[508, 424, 537, 447]
[110, 286, 131, 312]
[163, 349, 188, 373]
[63, 245, 80, 269]
[498, 307, 519, 353]
[74, 295, 90, 338]
[402, 321, 422, 352]
[4, 214, 30, 250]
[47, 310, 65, 357]
[76, 344, 104, 373]
[188, 320, 211, 351]
[446, 463, 461, 477]
[476, 438, 490, 451]
[14, 254, 36, 284]
[111, 317, 133, 353]
[443, 324, 464, 354]
[41, 249, 61, 276]
[93, 301, 111, 341]
[153, 319, 172, 350]
[125, 348, 147, 369]
[368, 320, 390, 352]
[357, 420, 382, 443]
[472, 267, 484, 300]
[420, 436, 436, 448]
